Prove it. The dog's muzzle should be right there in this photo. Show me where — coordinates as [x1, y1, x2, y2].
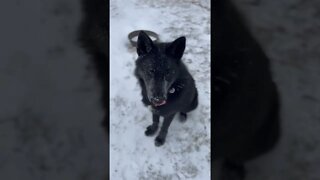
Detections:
[151, 97, 166, 107]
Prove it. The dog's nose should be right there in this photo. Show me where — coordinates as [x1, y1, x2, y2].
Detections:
[151, 97, 166, 106]
[151, 97, 165, 103]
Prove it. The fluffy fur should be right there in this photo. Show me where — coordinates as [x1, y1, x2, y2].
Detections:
[135, 31, 198, 146]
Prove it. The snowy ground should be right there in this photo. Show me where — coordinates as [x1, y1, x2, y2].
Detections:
[110, 0, 211, 179]
[0, 1, 107, 179]
[232, 0, 320, 180]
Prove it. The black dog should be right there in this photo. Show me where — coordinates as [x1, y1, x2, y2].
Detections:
[213, 1, 280, 179]
[134, 31, 198, 146]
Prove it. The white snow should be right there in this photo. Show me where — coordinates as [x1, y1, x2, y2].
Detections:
[110, 0, 211, 179]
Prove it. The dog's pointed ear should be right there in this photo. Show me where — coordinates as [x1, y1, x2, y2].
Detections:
[166, 36, 186, 59]
[137, 31, 154, 56]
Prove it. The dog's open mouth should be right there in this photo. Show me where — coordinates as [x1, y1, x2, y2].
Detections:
[153, 100, 166, 107]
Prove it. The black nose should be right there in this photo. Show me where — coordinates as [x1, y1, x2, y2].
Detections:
[151, 97, 166, 105]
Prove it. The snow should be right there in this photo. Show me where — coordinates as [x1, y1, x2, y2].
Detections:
[110, 0, 211, 179]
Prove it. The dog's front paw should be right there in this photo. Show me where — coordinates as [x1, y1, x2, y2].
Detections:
[145, 125, 158, 136]
[155, 136, 165, 146]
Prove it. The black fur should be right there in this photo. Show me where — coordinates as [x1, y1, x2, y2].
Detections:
[78, 0, 108, 133]
[213, 1, 280, 179]
[135, 31, 198, 146]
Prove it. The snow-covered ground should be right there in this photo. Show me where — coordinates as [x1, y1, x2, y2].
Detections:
[110, 0, 211, 179]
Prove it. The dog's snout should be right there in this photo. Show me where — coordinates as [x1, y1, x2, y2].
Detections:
[151, 97, 166, 106]
[151, 97, 165, 103]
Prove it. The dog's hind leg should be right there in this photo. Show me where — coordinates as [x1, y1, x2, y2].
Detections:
[155, 114, 175, 146]
[145, 113, 160, 136]
[179, 91, 198, 123]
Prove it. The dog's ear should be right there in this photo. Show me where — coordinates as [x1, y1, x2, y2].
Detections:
[137, 31, 154, 56]
[166, 36, 186, 60]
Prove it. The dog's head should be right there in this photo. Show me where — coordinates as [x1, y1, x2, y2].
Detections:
[135, 31, 186, 107]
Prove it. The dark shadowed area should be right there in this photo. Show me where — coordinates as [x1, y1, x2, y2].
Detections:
[0, 0, 108, 179]
[218, 0, 320, 179]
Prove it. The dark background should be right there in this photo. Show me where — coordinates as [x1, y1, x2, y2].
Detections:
[0, 0, 319, 179]
[233, 0, 320, 179]
[0, 0, 108, 179]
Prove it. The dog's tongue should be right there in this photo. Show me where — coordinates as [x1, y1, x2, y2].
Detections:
[154, 100, 166, 107]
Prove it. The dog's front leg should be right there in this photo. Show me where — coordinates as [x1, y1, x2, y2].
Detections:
[145, 113, 160, 136]
[155, 114, 175, 146]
